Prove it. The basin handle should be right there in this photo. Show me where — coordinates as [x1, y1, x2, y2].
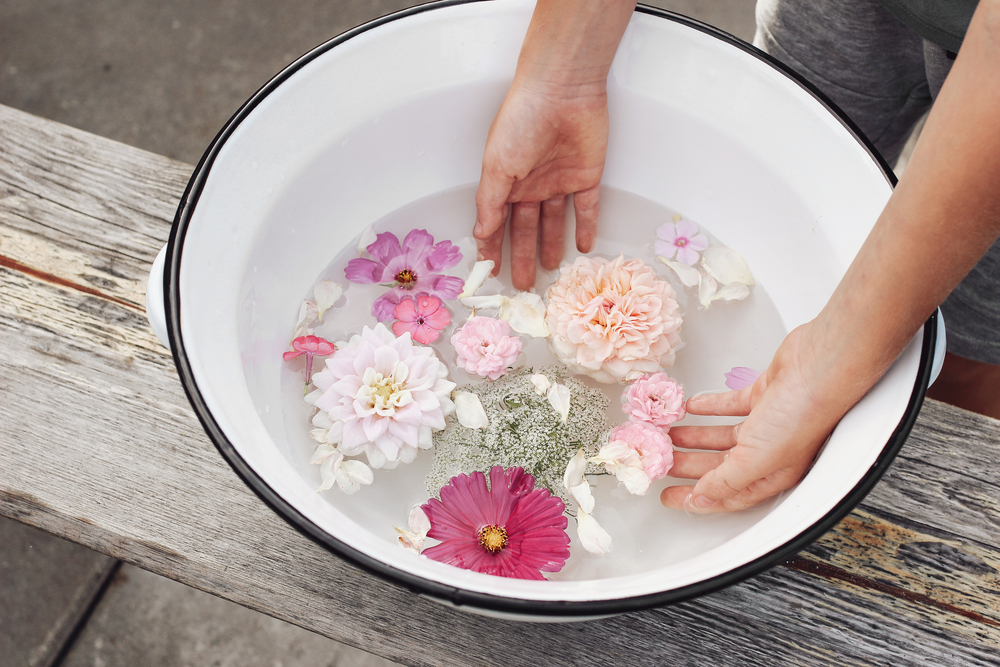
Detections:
[146, 244, 171, 351]
[929, 307, 946, 387]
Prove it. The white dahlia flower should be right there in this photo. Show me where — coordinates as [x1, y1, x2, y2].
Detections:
[310, 323, 455, 469]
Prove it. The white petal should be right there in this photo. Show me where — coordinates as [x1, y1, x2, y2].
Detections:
[460, 294, 506, 310]
[313, 280, 343, 320]
[500, 292, 550, 337]
[409, 504, 431, 535]
[698, 274, 718, 309]
[713, 282, 751, 302]
[293, 300, 318, 338]
[325, 421, 344, 444]
[304, 388, 324, 406]
[309, 428, 329, 444]
[702, 246, 755, 286]
[395, 508, 428, 554]
[657, 256, 701, 288]
[563, 449, 587, 489]
[357, 224, 377, 255]
[616, 465, 651, 495]
[310, 442, 340, 466]
[311, 411, 334, 429]
[336, 459, 374, 494]
[454, 391, 489, 429]
[546, 383, 571, 423]
[314, 446, 344, 491]
[457, 260, 495, 299]
[570, 481, 595, 514]
[530, 373, 551, 396]
[577, 511, 613, 555]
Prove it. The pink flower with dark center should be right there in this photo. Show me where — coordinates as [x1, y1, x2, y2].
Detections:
[345, 229, 463, 321]
[283, 335, 337, 391]
[654, 221, 709, 266]
[421, 466, 570, 580]
[451, 316, 522, 380]
[392, 295, 451, 344]
[725, 366, 760, 391]
[607, 421, 674, 481]
[621, 372, 686, 428]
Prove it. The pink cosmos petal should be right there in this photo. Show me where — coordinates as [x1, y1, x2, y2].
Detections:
[344, 258, 384, 284]
[725, 366, 760, 391]
[372, 292, 402, 322]
[401, 228, 435, 259]
[426, 274, 465, 299]
[426, 241, 462, 272]
[366, 232, 402, 264]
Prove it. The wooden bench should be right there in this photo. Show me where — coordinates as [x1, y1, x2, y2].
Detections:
[1, 102, 998, 666]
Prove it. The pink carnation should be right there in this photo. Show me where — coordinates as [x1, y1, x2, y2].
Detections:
[545, 255, 682, 384]
[451, 316, 522, 381]
[607, 421, 674, 481]
[621, 372, 686, 428]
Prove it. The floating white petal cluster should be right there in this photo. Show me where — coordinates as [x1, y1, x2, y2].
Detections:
[659, 244, 754, 309]
[309, 323, 455, 470]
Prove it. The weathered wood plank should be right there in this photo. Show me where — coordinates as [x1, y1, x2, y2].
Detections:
[2, 102, 1000, 666]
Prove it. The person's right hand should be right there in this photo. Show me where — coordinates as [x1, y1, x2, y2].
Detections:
[474, 81, 610, 290]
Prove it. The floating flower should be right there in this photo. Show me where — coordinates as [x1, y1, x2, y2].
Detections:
[284, 335, 337, 393]
[451, 316, 523, 381]
[421, 466, 570, 580]
[427, 367, 609, 509]
[545, 255, 683, 383]
[392, 294, 451, 344]
[655, 220, 709, 266]
[345, 229, 463, 321]
[725, 366, 760, 391]
[599, 421, 674, 486]
[621, 373, 686, 428]
[310, 324, 455, 469]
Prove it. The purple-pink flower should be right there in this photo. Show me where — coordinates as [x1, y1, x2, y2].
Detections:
[451, 316, 522, 381]
[392, 294, 451, 345]
[607, 421, 674, 481]
[725, 366, 760, 391]
[345, 229, 463, 321]
[654, 221, 709, 266]
[621, 372, 686, 428]
[421, 466, 570, 580]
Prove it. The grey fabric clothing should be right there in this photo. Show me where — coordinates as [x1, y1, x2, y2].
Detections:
[877, 0, 977, 52]
[755, 0, 1000, 364]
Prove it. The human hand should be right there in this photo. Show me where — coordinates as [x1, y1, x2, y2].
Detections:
[660, 325, 866, 513]
[474, 82, 609, 290]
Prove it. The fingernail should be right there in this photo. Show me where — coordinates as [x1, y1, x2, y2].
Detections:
[474, 221, 483, 237]
[691, 494, 716, 509]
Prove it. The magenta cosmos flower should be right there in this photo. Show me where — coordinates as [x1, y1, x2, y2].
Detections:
[421, 466, 570, 580]
[451, 316, 523, 380]
[345, 229, 464, 321]
[654, 221, 709, 266]
[392, 294, 451, 345]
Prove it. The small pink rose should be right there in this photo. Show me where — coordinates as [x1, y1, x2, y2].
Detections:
[607, 421, 674, 481]
[451, 316, 522, 381]
[392, 294, 451, 344]
[621, 372, 686, 428]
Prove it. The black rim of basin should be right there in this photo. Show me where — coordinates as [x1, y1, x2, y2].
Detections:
[164, 0, 934, 617]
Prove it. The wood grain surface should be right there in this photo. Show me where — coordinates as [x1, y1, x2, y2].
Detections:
[1, 103, 999, 666]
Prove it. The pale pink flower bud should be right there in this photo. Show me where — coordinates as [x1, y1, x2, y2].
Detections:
[451, 316, 522, 381]
[621, 372, 686, 428]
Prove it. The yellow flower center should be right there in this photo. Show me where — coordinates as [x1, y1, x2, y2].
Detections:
[478, 525, 508, 554]
[395, 269, 416, 285]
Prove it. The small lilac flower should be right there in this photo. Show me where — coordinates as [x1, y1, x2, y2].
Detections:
[654, 221, 709, 266]
[725, 367, 760, 391]
[345, 229, 463, 321]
